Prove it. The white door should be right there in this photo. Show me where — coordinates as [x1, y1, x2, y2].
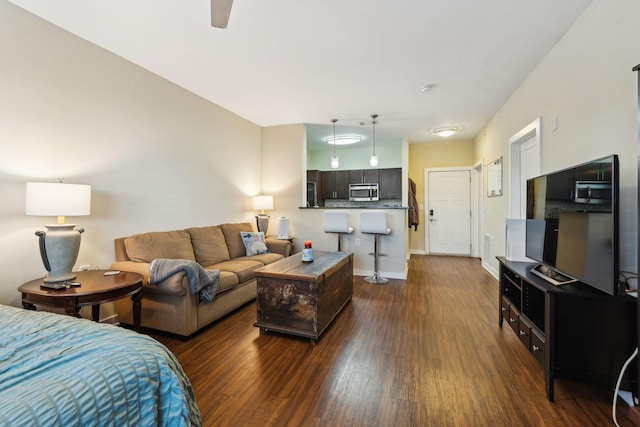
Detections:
[519, 137, 540, 218]
[427, 170, 471, 255]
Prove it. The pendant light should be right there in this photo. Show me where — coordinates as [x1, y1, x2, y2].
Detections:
[330, 118, 339, 168]
[369, 114, 379, 167]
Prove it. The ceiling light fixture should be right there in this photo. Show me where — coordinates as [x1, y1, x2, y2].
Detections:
[324, 136, 362, 145]
[330, 119, 339, 169]
[433, 127, 461, 137]
[370, 114, 379, 167]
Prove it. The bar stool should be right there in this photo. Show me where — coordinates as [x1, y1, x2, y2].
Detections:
[360, 210, 391, 284]
[323, 210, 353, 251]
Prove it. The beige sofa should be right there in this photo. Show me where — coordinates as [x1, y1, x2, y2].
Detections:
[111, 222, 291, 337]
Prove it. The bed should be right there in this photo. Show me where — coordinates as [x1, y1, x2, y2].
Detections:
[0, 304, 201, 426]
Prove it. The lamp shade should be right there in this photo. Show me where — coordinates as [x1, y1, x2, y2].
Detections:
[252, 195, 274, 211]
[26, 182, 91, 217]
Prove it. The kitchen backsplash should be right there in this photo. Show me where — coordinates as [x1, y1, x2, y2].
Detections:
[324, 199, 403, 208]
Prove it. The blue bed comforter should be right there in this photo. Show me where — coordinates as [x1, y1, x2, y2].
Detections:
[0, 305, 201, 426]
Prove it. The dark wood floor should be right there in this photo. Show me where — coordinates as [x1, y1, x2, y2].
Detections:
[154, 255, 635, 426]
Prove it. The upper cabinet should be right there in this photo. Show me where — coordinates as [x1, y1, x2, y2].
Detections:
[314, 167, 402, 203]
[321, 170, 350, 199]
[349, 169, 380, 184]
[545, 169, 574, 201]
[379, 168, 402, 199]
[574, 162, 612, 182]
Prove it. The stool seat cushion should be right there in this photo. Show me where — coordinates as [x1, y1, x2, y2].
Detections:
[323, 210, 353, 234]
[361, 211, 391, 234]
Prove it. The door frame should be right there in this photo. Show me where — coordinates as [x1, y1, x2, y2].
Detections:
[424, 166, 476, 256]
[509, 117, 542, 218]
[472, 160, 484, 258]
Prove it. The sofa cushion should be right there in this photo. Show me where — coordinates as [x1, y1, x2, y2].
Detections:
[235, 253, 283, 266]
[206, 259, 264, 283]
[240, 231, 269, 256]
[124, 230, 196, 263]
[219, 222, 254, 259]
[187, 226, 231, 266]
[217, 270, 240, 293]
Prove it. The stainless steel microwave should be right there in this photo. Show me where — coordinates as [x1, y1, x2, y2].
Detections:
[349, 183, 379, 201]
[574, 180, 611, 204]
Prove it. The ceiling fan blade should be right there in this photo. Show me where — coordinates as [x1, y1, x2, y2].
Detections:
[211, 0, 233, 29]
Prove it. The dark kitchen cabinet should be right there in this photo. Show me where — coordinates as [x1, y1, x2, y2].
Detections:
[545, 169, 574, 201]
[321, 170, 349, 199]
[379, 168, 402, 199]
[574, 161, 612, 182]
[349, 169, 379, 184]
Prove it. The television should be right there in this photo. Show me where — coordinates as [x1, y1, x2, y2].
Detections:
[525, 154, 620, 295]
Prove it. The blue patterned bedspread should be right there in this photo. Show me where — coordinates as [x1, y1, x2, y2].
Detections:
[0, 305, 201, 426]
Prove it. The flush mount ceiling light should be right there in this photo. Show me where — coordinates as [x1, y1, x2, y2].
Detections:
[324, 135, 362, 145]
[433, 127, 461, 137]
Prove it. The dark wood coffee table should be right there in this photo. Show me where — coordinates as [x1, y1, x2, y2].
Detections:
[254, 251, 353, 343]
[19, 270, 143, 330]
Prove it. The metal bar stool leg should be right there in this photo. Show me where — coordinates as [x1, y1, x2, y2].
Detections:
[365, 233, 388, 284]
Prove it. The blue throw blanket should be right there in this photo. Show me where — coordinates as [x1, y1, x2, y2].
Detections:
[149, 258, 220, 303]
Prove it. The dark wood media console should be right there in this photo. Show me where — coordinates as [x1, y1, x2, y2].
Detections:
[497, 257, 636, 401]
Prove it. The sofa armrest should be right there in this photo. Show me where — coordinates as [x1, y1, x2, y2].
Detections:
[110, 261, 187, 296]
[265, 238, 291, 257]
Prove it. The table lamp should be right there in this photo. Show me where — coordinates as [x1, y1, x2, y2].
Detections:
[25, 182, 91, 283]
[253, 195, 273, 234]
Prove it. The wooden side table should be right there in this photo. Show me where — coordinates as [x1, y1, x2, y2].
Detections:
[18, 270, 143, 330]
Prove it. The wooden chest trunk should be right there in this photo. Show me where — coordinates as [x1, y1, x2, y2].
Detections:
[254, 251, 353, 343]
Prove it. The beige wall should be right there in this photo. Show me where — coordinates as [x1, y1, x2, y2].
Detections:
[407, 140, 476, 252]
[0, 2, 263, 307]
[475, 0, 640, 276]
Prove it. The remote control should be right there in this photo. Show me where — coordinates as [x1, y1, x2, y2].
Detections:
[104, 270, 120, 276]
[41, 283, 66, 290]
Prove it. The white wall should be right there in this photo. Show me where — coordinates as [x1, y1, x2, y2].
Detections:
[0, 2, 263, 307]
[476, 0, 640, 276]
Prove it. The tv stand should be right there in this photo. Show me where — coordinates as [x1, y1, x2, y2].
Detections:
[530, 264, 577, 286]
[497, 257, 636, 401]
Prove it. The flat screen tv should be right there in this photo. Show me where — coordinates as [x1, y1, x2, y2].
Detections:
[525, 154, 620, 295]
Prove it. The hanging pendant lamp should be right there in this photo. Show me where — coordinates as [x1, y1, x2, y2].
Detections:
[370, 114, 379, 167]
[330, 119, 339, 168]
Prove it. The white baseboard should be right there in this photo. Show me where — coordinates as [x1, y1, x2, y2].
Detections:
[409, 249, 427, 255]
[482, 261, 499, 280]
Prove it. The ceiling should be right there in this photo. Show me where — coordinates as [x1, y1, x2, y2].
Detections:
[9, 0, 593, 150]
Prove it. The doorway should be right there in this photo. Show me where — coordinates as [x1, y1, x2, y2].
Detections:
[509, 118, 542, 218]
[425, 168, 472, 256]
